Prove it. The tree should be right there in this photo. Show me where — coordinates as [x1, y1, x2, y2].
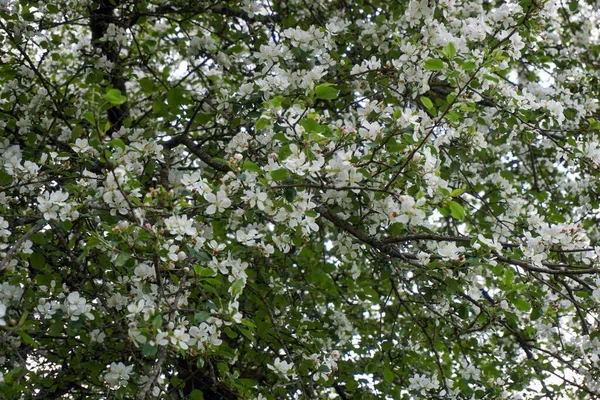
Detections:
[2, 0, 600, 398]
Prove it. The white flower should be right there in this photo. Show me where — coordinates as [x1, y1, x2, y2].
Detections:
[164, 215, 197, 239]
[171, 328, 190, 350]
[243, 190, 268, 210]
[394, 195, 426, 225]
[205, 190, 232, 215]
[90, 329, 106, 343]
[105, 362, 134, 388]
[358, 120, 382, 140]
[64, 291, 94, 321]
[592, 287, 600, 303]
[0, 302, 6, 326]
[546, 100, 564, 124]
[72, 138, 92, 153]
[134, 263, 155, 281]
[37, 190, 69, 220]
[153, 330, 169, 346]
[437, 242, 466, 261]
[268, 357, 296, 379]
[36, 298, 58, 319]
[127, 299, 145, 318]
[0, 217, 10, 238]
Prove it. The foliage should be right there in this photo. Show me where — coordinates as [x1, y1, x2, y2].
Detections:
[1, 0, 600, 398]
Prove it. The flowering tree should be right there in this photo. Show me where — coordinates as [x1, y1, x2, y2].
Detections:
[2, 0, 600, 398]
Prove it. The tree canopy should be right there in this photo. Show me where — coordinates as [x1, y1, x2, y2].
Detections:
[2, 0, 600, 398]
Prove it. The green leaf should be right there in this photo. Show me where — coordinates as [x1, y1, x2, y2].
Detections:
[83, 111, 96, 125]
[194, 311, 211, 323]
[242, 160, 261, 173]
[445, 42, 456, 59]
[568, 1, 578, 12]
[18, 331, 38, 349]
[424, 58, 444, 71]
[18, 310, 28, 327]
[142, 343, 158, 357]
[241, 318, 256, 328]
[115, 251, 131, 267]
[108, 138, 126, 150]
[270, 168, 289, 181]
[152, 314, 163, 330]
[190, 389, 205, 400]
[301, 118, 325, 133]
[462, 61, 476, 71]
[255, 118, 270, 130]
[194, 265, 216, 277]
[104, 89, 127, 106]
[383, 368, 394, 383]
[0, 170, 12, 186]
[30, 253, 45, 270]
[530, 306, 543, 321]
[167, 87, 187, 107]
[230, 278, 245, 297]
[420, 96, 434, 110]
[513, 298, 531, 312]
[448, 200, 465, 220]
[138, 77, 155, 94]
[315, 84, 338, 100]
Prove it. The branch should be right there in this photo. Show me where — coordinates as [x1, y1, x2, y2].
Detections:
[315, 206, 417, 264]
[381, 233, 518, 249]
[137, 346, 167, 400]
[494, 254, 600, 276]
[165, 135, 231, 173]
[0, 220, 46, 271]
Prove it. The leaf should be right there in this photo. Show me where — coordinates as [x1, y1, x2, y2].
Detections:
[462, 61, 476, 71]
[167, 87, 187, 107]
[270, 168, 289, 181]
[445, 42, 456, 59]
[115, 251, 131, 267]
[138, 77, 155, 94]
[18, 331, 38, 349]
[424, 58, 444, 71]
[30, 253, 45, 270]
[142, 343, 158, 357]
[530, 306, 543, 321]
[315, 84, 338, 100]
[108, 138, 126, 150]
[513, 298, 531, 312]
[193, 265, 215, 277]
[190, 389, 205, 400]
[237, 325, 256, 344]
[230, 278, 245, 297]
[242, 160, 261, 173]
[83, 111, 96, 125]
[194, 311, 211, 323]
[301, 118, 325, 133]
[104, 89, 127, 105]
[18, 310, 28, 327]
[383, 367, 394, 383]
[241, 318, 256, 328]
[0, 170, 12, 186]
[255, 118, 270, 130]
[152, 314, 163, 330]
[420, 96, 434, 110]
[448, 200, 465, 220]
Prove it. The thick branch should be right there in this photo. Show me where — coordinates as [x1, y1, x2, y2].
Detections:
[0, 220, 45, 271]
[165, 135, 231, 173]
[90, 0, 130, 134]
